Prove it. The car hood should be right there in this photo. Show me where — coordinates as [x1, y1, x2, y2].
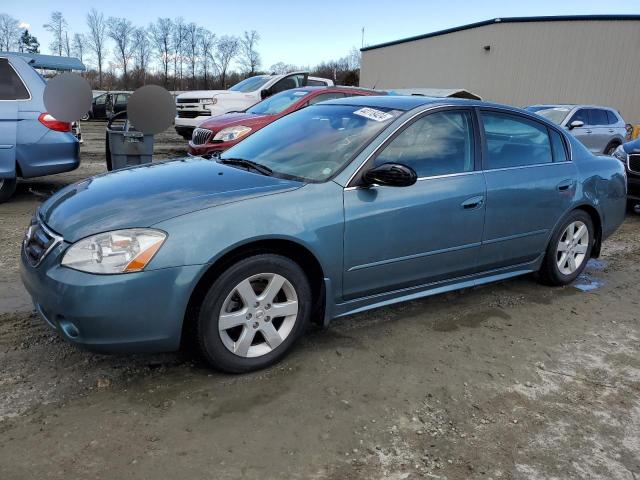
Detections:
[178, 90, 255, 100]
[198, 112, 275, 131]
[40, 158, 301, 242]
[623, 138, 640, 154]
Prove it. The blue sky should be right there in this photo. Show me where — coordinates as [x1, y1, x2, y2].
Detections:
[2, 0, 639, 69]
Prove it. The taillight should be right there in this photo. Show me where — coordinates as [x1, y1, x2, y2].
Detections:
[38, 113, 71, 132]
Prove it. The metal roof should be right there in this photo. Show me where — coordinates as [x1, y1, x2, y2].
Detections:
[361, 15, 640, 52]
[0, 52, 86, 71]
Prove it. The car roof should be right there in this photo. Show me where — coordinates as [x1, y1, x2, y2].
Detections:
[285, 86, 382, 95]
[322, 95, 511, 111]
[529, 104, 616, 111]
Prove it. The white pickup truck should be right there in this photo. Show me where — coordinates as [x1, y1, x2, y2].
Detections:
[174, 71, 334, 139]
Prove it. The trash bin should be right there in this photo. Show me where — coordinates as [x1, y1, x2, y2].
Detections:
[105, 111, 154, 171]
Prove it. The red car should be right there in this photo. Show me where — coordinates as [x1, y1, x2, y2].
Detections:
[188, 86, 380, 157]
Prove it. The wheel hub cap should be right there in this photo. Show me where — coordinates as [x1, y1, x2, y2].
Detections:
[556, 220, 589, 275]
[218, 273, 299, 358]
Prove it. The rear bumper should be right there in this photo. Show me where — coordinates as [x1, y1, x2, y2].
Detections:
[16, 132, 80, 178]
[20, 243, 203, 353]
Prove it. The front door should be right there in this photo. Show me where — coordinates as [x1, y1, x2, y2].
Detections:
[567, 108, 598, 153]
[478, 109, 577, 271]
[342, 108, 486, 300]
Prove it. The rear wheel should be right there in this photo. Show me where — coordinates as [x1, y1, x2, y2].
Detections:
[0, 177, 17, 203]
[80, 112, 90, 121]
[197, 254, 311, 373]
[538, 210, 593, 286]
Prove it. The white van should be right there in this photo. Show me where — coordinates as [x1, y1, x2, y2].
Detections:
[174, 72, 333, 139]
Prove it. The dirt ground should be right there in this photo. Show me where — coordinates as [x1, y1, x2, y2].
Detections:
[0, 121, 639, 479]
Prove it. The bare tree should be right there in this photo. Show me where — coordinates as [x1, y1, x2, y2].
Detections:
[214, 35, 239, 89]
[198, 28, 215, 89]
[107, 17, 135, 88]
[86, 8, 107, 88]
[72, 33, 85, 62]
[184, 22, 199, 88]
[269, 62, 298, 75]
[43, 11, 67, 55]
[149, 18, 173, 87]
[0, 14, 21, 51]
[63, 31, 71, 56]
[171, 17, 186, 90]
[132, 28, 151, 85]
[239, 30, 261, 75]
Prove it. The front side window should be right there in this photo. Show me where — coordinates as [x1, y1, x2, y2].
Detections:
[307, 92, 345, 106]
[247, 89, 310, 115]
[229, 76, 270, 93]
[482, 111, 552, 169]
[94, 94, 106, 105]
[527, 106, 571, 125]
[270, 74, 306, 95]
[568, 109, 588, 126]
[589, 109, 608, 126]
[0, 58, 30, 100]
[373, 110, 475, 177]
[221, 104, 400, 182]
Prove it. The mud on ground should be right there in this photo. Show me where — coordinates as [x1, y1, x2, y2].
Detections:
[0, 121, 639, 479]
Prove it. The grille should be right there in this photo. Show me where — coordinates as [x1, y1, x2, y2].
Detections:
[192, 128, 212, 145]
[23, 221, 61, 267]
[629, 154, 640, 174]
[176, 98, 198, 104]
[177, 110, 209, 119]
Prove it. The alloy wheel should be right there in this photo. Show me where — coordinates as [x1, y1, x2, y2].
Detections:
[556, 220, 589, 275]
[218, 273, 299, 358]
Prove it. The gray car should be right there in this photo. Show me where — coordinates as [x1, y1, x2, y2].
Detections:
[526, 104, 626, 155]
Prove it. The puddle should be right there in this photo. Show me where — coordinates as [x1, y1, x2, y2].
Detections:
[573, 259, 607, 292]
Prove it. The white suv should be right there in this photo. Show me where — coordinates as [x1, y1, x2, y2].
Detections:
[174, 72, 333, 139]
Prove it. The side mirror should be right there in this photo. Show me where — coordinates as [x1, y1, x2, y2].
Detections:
[568, 120, 584, 130]
[260, 88, 271, 100]
[362, 163, 417, 187]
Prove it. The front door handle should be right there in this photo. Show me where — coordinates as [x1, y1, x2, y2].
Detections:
[461, 195, 484, 210]
[586, 129, 592, 134]
[557, 180, 574, 192]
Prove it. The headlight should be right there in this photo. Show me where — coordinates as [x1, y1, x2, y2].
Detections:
[213, 125, 252, 142]
[613, 145, 628, 163]
[201, 98, 216, 105]
[61, 229, 166, 274]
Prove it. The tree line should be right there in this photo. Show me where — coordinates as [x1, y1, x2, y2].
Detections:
[0, 10, 361, 91]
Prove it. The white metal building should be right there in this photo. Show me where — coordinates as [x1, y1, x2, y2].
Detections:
[360, 15, 640, 122]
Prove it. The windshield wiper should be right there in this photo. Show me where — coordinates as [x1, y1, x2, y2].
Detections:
[218, 158, 273, 176]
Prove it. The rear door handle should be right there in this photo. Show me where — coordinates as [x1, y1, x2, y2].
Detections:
[461, 195, 484, 210]
[557, 180, 574, 192]
[608, 129, 614, 133]
[586, 130, 592, 134]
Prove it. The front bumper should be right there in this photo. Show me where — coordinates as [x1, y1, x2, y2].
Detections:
[20, 242, 203, 353]
[627, 173, 640, 201]
[188, 139, 237, 157]
[175, 125, 195, 139]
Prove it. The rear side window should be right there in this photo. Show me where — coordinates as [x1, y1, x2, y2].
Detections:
[481, 111, 552, 169]
[549, 129, 568, 162]
[0, 58, 30, 100]
[606, 110, 619, 125]
[307, 92, 345, 106]
[589, 109, 608, 126]
[307, 79, 329, 86]
[373, 110, 475, 178]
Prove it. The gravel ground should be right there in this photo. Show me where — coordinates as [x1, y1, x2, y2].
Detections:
[0, 121, 639, 479]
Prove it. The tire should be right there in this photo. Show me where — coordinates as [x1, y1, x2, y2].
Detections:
[197, 254, 312, 373]
[538, 210, 594, 286]
[0, 177, 17, 203]
[80, 112, 90, 121]
[604, 142, 620, 156]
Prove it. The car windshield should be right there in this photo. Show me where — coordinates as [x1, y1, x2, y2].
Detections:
[247, 90, 310, 115]
[220, 104, 401, 182]
[229, 76, 270, 93]
[526, 106, 571, 125]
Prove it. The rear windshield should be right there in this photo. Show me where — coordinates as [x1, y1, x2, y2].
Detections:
[0, 58, 30, 100]
[229, 76, 270, 93]
[221, 104, 400, 182]
[526, 106, 571, 125]
[247, 90, 310, 115]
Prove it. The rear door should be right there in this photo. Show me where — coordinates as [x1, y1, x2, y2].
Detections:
[478, 109, 577, 271]
[0, 58, 29, 179]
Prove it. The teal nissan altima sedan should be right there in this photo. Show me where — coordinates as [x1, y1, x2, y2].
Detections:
[20, 96, 627, 372]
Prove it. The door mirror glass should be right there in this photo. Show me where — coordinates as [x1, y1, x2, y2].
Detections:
[363, 163, 417, 187]
[569, 120, 584, 129]
[260, 88, 271, 100]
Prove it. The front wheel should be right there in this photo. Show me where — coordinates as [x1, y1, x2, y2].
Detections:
[0, 177, 17, 203]
[197, 254, 311, 373]
[538, 210, 593, 286]
[80, 112, 90, 121]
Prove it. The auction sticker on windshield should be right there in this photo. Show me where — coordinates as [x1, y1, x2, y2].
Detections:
[353, 107, 394, 122]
